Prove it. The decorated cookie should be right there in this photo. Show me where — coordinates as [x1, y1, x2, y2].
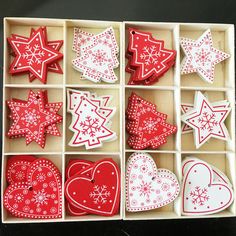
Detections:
[181, 100, 230, 134]
[126, 93, 177, 149]
[181, 91, 231, 148]
[65, 158, 120, 216]
[126, 28, 176, 85]
[7, 90, 63, 148]
[6, 155, 36, 184]
[182, 157, 233, 188]
[67, 89, 116, 150]
[72, 27, 119, 83]
[126, 152, 180, 212]
[182, 158, 233, 215]
[4, 158, 62, 219]
[180, 29, 230, 84]
[8, 27, 63, 84]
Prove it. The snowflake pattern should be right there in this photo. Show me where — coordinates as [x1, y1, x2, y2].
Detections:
[36, 173, 46, 182]
[142, 117, 158, 133]
[181, 92, 231, 148]
[198, 112, 218, 132]
[21, 109, 40, 127]
[89, 185, 111, 204]
[14, 193, 24, 203]
[180, 29, 230, 84]
[195, 48, 212, 66]
[15, 171, 25, 180]
[91, 49, 108, 66]
[137, 104, 150, 116]
[22, 44, 45, 66]
[31, 189, 51, 207]
[190, 186, 209, 206]
[80, 116, 101, 137]
[140, 46, 160, 65]
[137, 180, 154, 198]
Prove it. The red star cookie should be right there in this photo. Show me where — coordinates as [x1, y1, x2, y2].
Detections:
[7, 90, 62, 148]
[8, 27, 63, 84]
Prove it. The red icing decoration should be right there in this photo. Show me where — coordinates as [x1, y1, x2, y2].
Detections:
[7, 90, 62, 148]
[6, 155, 36, 184]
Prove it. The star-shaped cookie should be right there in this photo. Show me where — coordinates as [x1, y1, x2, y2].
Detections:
[181, 91, 231, 148]
[7, 90, 62, 148]
[180, 29, 230, 83]
[8, 28, 63, 84]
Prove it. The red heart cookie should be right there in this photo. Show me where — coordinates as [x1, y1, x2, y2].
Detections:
[66, 159, 93, 179]
[4, 158, 62, 219]
[65, 159, 120, 216]
[66, 159, 93, 216]
[6, 155, 36, 184]
[66, 201, 88, 216]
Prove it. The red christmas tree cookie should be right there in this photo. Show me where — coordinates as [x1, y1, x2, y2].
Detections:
[126, 93, 177, 149]
[126, 28, 176, 85]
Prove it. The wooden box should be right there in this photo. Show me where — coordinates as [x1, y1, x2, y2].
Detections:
[1, 18, 235, 223]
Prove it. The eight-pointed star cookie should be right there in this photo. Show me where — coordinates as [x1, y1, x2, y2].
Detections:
[7, 90, 62, 148]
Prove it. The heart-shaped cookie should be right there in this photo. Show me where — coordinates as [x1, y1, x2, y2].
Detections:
[126, 152, 180, 212]
[4, 158, 62, 219]
[66, 201, 88, 216]
[65, 159, 120, 216]
[66, 159, 94, 180]
[182, 161, 234, 215]
[6, 155, 36, 184]
[182, 158, 232, 187]
[66, 159, 94, 216]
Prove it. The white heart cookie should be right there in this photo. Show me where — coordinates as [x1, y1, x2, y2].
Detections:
[182, 161, 233, 215]
[126, 152, 180, 212]
[182, 158, 232, 187]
